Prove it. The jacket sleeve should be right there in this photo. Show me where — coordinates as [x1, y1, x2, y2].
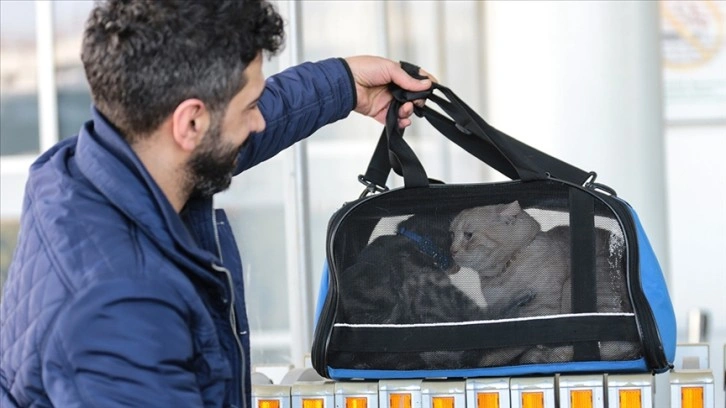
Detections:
[234, 57, 356, 174]
[41, 277, 211, 407]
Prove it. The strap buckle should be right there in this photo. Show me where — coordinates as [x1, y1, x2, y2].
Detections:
[358, 174, 388, 198]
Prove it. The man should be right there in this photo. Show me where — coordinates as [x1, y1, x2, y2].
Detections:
[0, 1, 432, 406]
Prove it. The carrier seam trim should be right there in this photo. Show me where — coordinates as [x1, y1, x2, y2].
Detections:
[335, 312, 636, 328]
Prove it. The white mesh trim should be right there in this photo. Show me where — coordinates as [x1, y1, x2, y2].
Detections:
[335, 312, 635, 328]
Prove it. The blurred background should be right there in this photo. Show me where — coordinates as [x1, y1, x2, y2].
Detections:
[1, 0, 724, 404]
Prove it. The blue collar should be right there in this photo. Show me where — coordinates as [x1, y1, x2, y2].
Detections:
[396, 226, 453, 271]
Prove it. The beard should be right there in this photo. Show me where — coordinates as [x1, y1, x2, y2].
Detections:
[185, 120, 242, 199]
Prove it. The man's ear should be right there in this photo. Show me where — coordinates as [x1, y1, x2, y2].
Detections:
[171, 99, 210, 152]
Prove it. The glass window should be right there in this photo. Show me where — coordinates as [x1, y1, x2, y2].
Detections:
[0, 0, 39, 156]
[218, 56, 293, 365]
[301, 0, 488, 317]
[301, 0, 391, 312]
[53, 0, 93, 139]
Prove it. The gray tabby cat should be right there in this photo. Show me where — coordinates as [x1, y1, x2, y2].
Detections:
[449, 201, 639, 367]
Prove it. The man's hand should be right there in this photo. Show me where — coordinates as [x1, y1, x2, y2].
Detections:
[344, 56, 435, 128]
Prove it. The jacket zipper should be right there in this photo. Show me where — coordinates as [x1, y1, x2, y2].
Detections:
[211, 209, 247, 408]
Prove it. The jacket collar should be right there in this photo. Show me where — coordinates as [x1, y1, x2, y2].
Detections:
[75, 107, 221, 273]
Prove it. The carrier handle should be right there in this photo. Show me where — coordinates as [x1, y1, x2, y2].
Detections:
[384, 92, 430, 189]
[362, 63, 592, 190]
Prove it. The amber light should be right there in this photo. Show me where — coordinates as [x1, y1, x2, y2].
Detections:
[303, 398, 324, 408]
[346, 397, 368, 408]
[476, 392, 499, 408]
[390, 393, 412, 408]
[431, 396, 455, 408]
[618, 389, 642, 408]
[570, 390, 592, 408]
[681, 386, 704, 408]
[259, 400, 281, 408]
[521, 391, 544, 408]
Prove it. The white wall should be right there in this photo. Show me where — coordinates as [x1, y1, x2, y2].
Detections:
[666, 124, 726, 384]
[481, 2, 726, 407]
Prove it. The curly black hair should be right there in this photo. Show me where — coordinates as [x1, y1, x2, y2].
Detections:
[81, 0, 284, 142]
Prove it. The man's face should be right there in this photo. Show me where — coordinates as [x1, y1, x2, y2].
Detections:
[186, 55, 266, 199]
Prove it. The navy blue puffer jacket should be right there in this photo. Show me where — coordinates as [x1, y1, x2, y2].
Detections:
[0, 58, 354, 408]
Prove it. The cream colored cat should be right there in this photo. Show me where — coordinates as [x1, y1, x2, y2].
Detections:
[450, 201, 570, 366]
[449, 201, 639, 366]
[450, 201, 569, 319]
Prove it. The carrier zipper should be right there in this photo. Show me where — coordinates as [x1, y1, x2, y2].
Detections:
[312, 194, 381, 376]
[600, 194, 671, 372]
[575, 180, 670, 371]
[311, 258, 337, 377]
[212, 209, 247, 408]
[548, 176, 669, 371]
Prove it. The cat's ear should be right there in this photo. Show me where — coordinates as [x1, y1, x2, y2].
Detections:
[500, 201, 522, 217]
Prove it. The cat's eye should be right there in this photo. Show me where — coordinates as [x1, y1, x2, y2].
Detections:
[464, 232, 473, 240]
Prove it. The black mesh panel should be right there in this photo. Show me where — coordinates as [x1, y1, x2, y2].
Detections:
[326, 180, 641, 370]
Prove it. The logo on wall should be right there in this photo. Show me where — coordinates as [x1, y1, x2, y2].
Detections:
[661, 0, 726, 121]
[662, 0, 724, 70]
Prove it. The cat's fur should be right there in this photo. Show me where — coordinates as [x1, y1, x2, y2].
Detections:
[449, 201, 639, 366]
[450, 201, 568, 320]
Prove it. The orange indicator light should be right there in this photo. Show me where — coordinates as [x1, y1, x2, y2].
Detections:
[476, 392, 500, 408]
[618, 389, 642, 408]
[346, 397, 368, 408]
[681, 386, 704, 408]
[390, 393, 411, 408]
[303, 398, 324, 408]
[570, 390, 592, 408]
[259, 400, 281, 408]
[432, 396, 455, 408]
[521, 391, 544, 408]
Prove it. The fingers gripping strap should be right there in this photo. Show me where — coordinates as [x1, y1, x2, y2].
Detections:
[358, 61, 433, 191]
[388, 61, 433, 103]
[399, 61, 428, 80]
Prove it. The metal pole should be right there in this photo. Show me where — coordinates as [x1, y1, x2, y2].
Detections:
[35, 0, 58, 152]
[434, 1, 452, 182]
[376, 0, 390, 58]
[278, 0, 313, 368]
